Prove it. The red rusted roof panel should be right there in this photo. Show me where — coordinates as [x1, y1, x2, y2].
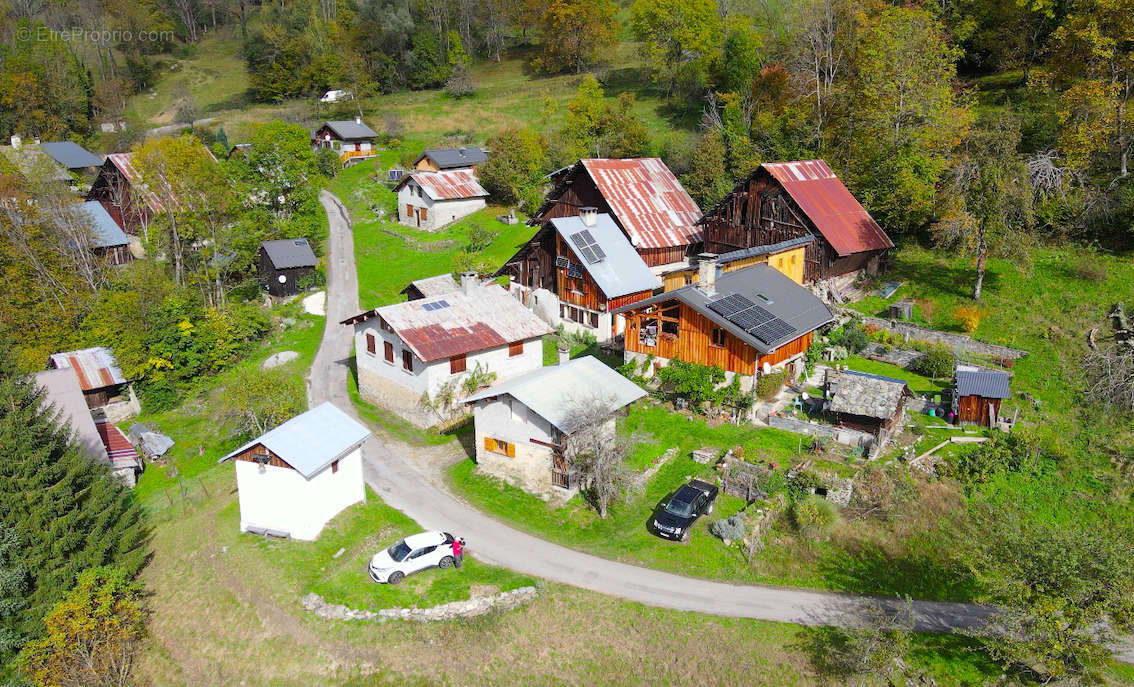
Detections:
[582, 158, 702, 250]
[404, 169, 489, 201]
[371, 283, 552, 362]
[95, 419, 140, 470]
[762, 160, 893, 256]
[106, 153, 166, 213]
[49, 347, 127, 391]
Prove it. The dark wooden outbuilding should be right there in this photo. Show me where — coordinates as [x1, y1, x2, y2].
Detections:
[953, 366, 1011, 427]
[700, 160, 893, 283]
[259, 238, 317, 297]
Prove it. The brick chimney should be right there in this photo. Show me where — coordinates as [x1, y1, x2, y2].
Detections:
[696, 253, 718, 295]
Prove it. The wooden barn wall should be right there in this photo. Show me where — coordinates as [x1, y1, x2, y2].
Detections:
[555, 234, 606, 310]
[230, 442, 296, 471]
[504, 226, 557, 291]
[660, 244, 808, 292]
[957, 395, 1002, 426]
[624, 301, 757, 376]
[757, 332, 812, 369]
[702, 169, 888, 282]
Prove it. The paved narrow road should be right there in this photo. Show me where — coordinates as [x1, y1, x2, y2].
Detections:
[308, 190, 997, 634]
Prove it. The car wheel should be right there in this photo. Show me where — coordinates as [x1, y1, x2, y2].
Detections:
[706, 502, 714, 515]
[439, 556, 454, 569]
[681, 529, 690, 543]
[387, 571, 405, 585]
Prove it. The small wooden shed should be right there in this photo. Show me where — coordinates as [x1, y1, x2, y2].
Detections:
[953, 365, 1011, 427]
[259, 238, 317, 297]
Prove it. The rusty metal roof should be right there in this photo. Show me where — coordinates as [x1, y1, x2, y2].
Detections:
[346, 283, 551, 362]
[105, 153, 167, 213]
[48, 346, 127, 390]
[397, 169, 488, 201]
[95, 419, 141, 471]
[762, 160, 893, 256]
[581, 158, 702, 250]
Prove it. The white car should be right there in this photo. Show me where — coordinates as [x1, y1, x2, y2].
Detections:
[368, 531, 457, 584]
[320, 89, 352, 103]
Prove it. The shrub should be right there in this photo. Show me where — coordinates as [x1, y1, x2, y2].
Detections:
[1072, 257, 1107, 282]
[836, 325, 869, 354]
[914, 345, 955, 379]
[709, 514, 747, 541]
[465, 223, 498, 252]
[755, 370, 786, 400]
[954, 305, 985, 333]
[790, 495, 839, 540]
[654, 359, 726, 411]
[939, 433, 1041, 490]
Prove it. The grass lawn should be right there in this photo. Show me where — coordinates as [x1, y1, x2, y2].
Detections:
[330, 161, 536, 309]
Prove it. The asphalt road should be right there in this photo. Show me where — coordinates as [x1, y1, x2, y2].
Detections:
[308, 189, 1134, 658]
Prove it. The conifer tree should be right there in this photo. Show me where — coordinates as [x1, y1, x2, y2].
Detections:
[0, 342, 148, 670]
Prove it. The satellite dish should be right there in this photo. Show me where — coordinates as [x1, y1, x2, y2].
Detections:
[762, 362, 771, 374]
[278, 275, 287, 284]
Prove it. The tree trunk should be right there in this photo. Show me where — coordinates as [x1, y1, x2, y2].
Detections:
[972, 227, 987, 301]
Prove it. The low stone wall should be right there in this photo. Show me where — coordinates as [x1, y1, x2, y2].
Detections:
[767, 414, 874, 447]
[853, 314, 1027, 360]
[301, 586, 539, 623]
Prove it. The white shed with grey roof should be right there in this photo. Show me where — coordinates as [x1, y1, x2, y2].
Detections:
[218, 402, 371, 540]
[463, 356, 645, 495]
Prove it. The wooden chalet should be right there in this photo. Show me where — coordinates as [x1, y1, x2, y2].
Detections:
[414, 146, 488, 171]
[952, 365, 1011, 427]
[259, 238, 317, 297]
[48, 347, 131, 410]
[524, 158, 703, 268]
[311, 119, 379, 165]
[824, 369, 910, 436]
[500, 208, 661, 339]
[700, 160, 893, 283]
[87, 153, 158, 231]
[613, 256, 833, 385]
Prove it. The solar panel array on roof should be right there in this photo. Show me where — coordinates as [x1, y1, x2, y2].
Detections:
[421, 300, 450, 312]
[708, 294, 756, 318]
[569, 229, 606, 264]
[750, 318, 796, 344]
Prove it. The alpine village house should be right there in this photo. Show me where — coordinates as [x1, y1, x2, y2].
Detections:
[341, 274, 552, 428]
[699, 160, 893, 290]
[310, 119, 379, 165]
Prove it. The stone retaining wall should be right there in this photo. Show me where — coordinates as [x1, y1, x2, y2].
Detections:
[853, 314, 1027, 360]
[767, 415, 874, 447]
[301, 586, 539, 623]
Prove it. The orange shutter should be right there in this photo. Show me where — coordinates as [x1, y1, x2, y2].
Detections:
[506, 442, 516, 457]
[484, 437, 497, 453]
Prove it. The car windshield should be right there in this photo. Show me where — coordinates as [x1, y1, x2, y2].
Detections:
[665, 496, 694, 518]
[387, 540, 412, 562]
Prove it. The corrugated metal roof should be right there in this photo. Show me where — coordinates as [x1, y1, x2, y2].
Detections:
[827, 370, 909, 419]
[762, 160, 893, 256]
[69, 201, 128, 248]
[48, 347, 127, 390]
[218, 402, 372, 479]
[105, 153, 166, 213]
[350, 283, 552, 362]
[549, 213, 661, 298]
[415, 147, 488, 169]
[322, 120, 379, 140]
[581, 158, 703, 250]
[955, 366, 1011, 399]
[95, 419, 140, 471]
[465, 356, 646, 432]
[398, 169, 488, 201]
[35, 368, 107, 464]
[261, 237, 317, 269]
[41, 141, 102, 169]
[612, 263, 833, 355]
[400, 274, 460, 298]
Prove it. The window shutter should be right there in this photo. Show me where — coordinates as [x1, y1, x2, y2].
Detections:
[366, 333, 376, 354]
[484, 437, 497, 453]
[384, 341, 394, 362]
[506, 442, 516, 458]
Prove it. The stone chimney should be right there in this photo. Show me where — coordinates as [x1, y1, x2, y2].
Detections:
[579, 206, 598, 227]
[459, 271, 478, 295]
[558, 347, 571, 365]
[354, 116, 362, 125]
[9, 135, 20, 150]
[696, 253, 718, 295]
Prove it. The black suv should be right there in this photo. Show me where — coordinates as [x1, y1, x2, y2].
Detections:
[651, 479, 718, 542]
